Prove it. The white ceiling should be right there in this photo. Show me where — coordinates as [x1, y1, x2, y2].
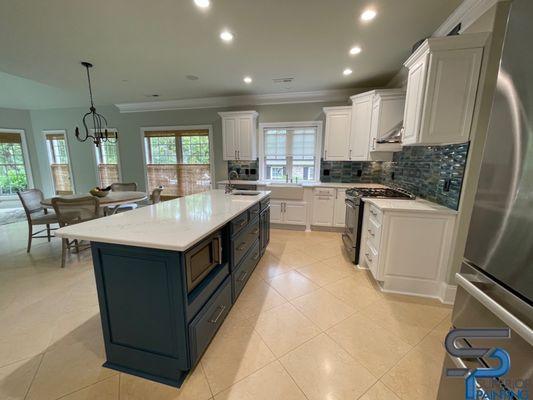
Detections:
[0, 0, 462, 110]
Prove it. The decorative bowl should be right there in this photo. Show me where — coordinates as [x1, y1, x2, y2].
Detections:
[90, 188, 109, 197]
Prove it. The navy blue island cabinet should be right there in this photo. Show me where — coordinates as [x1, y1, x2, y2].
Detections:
[90, 196, 270, 387]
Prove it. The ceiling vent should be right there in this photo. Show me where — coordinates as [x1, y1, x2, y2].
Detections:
[273, 77, 294, 84]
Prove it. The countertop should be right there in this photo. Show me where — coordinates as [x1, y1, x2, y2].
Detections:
[217, 180, 386, 189]
[55, 189, 271, 251]
[362, 197, 458, 215]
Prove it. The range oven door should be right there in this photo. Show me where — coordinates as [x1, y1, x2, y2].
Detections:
[342, 197, 359, 263]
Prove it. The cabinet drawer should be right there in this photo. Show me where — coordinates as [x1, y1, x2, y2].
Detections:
[363, 241, 378, 273]
[368, 204, 382, 224]
[260, 197, 270, 211]
[189, 276, 232, 366]
[248, 203, 260, 221]
[366, 217, 381, 250]
[230, 211, 249, 236]
[232, 240, 260, 301]
[232, 218, 260, 268]
[313, 188, 335, 197]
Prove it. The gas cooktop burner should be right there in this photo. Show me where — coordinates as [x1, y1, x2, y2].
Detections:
[345, 187, 415, 199]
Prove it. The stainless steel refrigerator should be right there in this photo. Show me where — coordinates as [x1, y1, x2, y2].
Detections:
[437, 0, 533, 397]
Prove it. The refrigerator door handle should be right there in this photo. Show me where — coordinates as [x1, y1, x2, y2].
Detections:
[456, 273, 533, 346]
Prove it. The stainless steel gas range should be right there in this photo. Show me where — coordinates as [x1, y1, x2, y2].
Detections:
[342, 187, 414, 264]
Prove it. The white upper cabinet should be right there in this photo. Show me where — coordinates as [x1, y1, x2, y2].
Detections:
[402, 33, 487, 146]
[350, 93, 374, 161]
[219, 111, 258, 160]
[369, 91, 405, 153]
[323, 107, 351, 161]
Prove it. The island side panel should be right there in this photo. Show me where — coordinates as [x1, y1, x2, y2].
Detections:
[91, 242, 189, 387]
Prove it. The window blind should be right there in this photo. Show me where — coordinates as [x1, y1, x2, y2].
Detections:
[144, 130, 211, 198]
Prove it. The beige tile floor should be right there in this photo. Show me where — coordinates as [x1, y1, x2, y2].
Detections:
[0, 222, 452, 400]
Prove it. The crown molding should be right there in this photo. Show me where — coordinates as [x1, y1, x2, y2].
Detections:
[115, 88, 362, 113]
[433, 0, 501, 37]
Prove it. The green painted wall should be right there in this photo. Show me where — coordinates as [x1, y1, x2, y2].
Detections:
[0, 107, 42, 190]
[26, 101, 346, 197]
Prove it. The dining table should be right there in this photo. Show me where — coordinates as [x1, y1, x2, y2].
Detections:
[41, 191, 148, 215]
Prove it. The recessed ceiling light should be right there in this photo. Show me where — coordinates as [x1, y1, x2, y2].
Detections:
[361, 9, 377, 21]
[243, 76, 253, 84]
[343, 68, 353, 76]
[349, 46, 362, 55]
[194, 0, 210, 8]
[220, 30, 234, 42]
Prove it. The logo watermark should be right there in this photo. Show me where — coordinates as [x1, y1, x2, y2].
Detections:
[444, 328, 529, 400]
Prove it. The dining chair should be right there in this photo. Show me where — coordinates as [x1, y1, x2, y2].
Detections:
[51, 196, 101, 268]
[110, 182, 137, 192]
[110, 182, 139, 212]
[138, 186, 164, 207]
[17, 189, 59, 252]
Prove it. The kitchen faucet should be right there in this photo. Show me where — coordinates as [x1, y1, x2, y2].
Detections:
[226, 170, 239, 193]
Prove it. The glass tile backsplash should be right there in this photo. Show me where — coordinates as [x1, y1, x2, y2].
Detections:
[320, 142, 469, 210]
[227, 160, 259, 180]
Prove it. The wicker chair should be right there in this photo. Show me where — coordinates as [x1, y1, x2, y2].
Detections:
[110, 182, 137, 192]
[51, 196, 101, 268]
[110, 182, 138, 212]
[17, 189, 59, 252]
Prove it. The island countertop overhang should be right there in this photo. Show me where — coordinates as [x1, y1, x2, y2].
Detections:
[55, 189, 271, 252]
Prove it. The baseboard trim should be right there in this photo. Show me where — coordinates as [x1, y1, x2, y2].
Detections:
[381, 275, 456, 304]
[438, 282, 457, 305]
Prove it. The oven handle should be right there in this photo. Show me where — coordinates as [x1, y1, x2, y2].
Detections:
[456, 273, 533, 346]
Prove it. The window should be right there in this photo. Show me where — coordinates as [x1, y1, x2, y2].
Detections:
[262, 124, 319, 182]
[143, 129, 212, 198]
[94, 131, 121, 188]
[0, 130, 32, 197]
[45, 131, 74, 195]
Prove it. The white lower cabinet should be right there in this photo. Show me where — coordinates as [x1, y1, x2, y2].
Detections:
[271, 200, 307, 225]
[311, 188, 346, 228]
[361, 201, 455, 299]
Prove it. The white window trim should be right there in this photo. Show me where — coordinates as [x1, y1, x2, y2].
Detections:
[42, 129, 76, 194]
[258, 121, 323, 182]
[90, 128, 122, 186]
[139, 125, 215, 192]
[0, 128, 34, 199]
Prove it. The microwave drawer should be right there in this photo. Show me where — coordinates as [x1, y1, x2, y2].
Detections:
[184, 231, 222, 293]
[232, 218, 260, 268]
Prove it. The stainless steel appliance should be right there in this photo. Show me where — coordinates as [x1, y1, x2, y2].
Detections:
[437, 1, 533, 397]
[342, 187, 414, 264]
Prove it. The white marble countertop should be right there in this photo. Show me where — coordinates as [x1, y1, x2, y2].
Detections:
[55, 189, 271, 251]
[217, 180, 386, 189]
[362, 197, 458, 215]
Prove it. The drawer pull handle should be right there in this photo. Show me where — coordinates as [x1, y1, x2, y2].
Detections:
[370, 210, 377, 216]
[237, 270, 248, 282]
[365, 252, 372, 262]
[238, 219, 247, 227]
[209, 305, 226, 324]
[237, 242, 247, 251]
[251, 228, 259, 235]
[367, 229, 375, 237]
[253, 252, 259, 261]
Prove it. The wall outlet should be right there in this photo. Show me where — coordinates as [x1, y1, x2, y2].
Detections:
[323, 169, 330, 176]
[391, 171, 395, 180]
[357, 169, 362, 177]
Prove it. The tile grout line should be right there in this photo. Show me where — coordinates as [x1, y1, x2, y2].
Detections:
[199, 361, 215, 399]
[52, 374, 119, 400]
[23, 353, 44, 400]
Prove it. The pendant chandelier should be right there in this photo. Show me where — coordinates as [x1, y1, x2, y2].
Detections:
[75, 61, 117, 147]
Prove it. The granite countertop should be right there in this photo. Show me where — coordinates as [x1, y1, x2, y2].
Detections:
[362, 197, 458, 215]
[217, 180, 386, 189]
[55, 189, 271, 251]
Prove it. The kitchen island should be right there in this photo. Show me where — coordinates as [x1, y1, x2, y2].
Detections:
[55, 189, 271, 387]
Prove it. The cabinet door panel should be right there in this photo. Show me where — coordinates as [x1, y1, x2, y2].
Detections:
[333, 190, 346, 227]
[237, 117, 254, 160]
[284, 202, 307, 225]
[403, 54, 428, 145]
[312, 196, 334, 226]
[223, 118, 237, 160]
[350, 96, 373, 160]
[324, 111, 351, 160]
[420, 48, 482, 144]
[270, 201, 283, 223]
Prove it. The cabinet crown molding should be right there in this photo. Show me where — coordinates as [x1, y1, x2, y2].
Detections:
[350, 89, 406, 101]
[404, 32, 490, 68]
[218, 110, 258, 118]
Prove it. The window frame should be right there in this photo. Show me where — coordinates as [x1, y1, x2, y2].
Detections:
[90, 128, 122, 187]
[258, 121, 322, 182]
[139, 125, 215, 193]
[43, 129, 75, 195]
[0, 128, 34, 199]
